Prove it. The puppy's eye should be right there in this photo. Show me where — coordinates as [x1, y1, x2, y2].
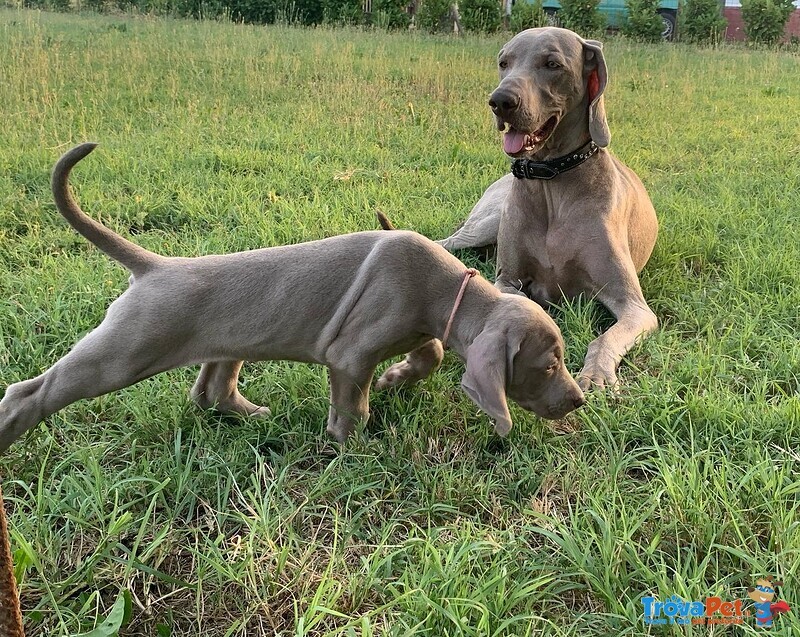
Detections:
[546, 362, 558, 373]
[499, 60, 509, 69]
[546, 60, 561, 69]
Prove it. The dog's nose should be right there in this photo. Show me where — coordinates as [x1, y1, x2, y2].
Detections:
[489, 88, 520, 115]
[572, 392, 586, 409]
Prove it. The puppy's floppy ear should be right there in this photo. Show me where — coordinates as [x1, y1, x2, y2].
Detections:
[461, 328, 521, 437]
[582, 39, 610, 148]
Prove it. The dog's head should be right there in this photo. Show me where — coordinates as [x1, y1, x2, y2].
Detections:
[489, 27, 610, 158]
[747, 577, 782, 603]
[461, 295, 585, 436]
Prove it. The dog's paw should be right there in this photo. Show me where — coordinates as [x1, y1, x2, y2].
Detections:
[248, 405, 271, 418]
[577, 366, 618, 392]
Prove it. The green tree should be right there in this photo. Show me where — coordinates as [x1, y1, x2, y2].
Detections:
[559, 0, 605, 37]
[322, 0, 364, 25]
[417, 0, 453, 31]
[741, 0, 794, 43]
[371, 0, 412, 28]
[679, 0, 727, 42]
[623, 0, 664, 41]
[460, 0, 503, 32]
[510, 0, 548, 32]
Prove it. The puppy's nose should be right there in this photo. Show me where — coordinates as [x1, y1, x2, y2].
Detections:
[572, 393, 586, 409]
[489, 88, 520, 115]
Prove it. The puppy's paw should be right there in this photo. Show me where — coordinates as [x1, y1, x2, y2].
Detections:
[375, 361, 419, 391]
[206, 393, 271, 419]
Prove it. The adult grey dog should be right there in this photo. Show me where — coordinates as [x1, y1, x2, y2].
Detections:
[437, 27, 658, 391]
[0, 143, 585, 453]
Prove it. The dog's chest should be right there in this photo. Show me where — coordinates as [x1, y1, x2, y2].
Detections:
[502, 184, 589, 303]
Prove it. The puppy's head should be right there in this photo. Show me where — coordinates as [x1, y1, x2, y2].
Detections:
[489, 26, 610, 158]
[461, 295, 584, 436]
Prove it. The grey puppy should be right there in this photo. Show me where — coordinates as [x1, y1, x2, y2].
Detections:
[438, 27, 659, 391]
[0, 143, 585, 453]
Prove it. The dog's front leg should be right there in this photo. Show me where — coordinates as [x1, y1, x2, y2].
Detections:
[579, 282, 657, 391]
[190, 361, 270, 417]
[326, 366, 374, 442]
[494, 252, 532, 298]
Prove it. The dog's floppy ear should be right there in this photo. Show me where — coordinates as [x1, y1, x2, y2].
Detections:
[582, 39, 610, 148]
[461, 328, 520, 436]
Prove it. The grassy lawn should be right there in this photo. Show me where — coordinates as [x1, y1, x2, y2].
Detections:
[0, 7, 799, 635]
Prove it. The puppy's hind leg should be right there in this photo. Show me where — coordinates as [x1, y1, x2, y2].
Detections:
[326, 366, 374, 442]
[375, 339, 444, 390]
[190, 361, 270, 417]
[0, 316, 186, 453]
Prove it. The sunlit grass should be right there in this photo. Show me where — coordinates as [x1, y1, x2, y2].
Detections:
[0, 7, 799, 635]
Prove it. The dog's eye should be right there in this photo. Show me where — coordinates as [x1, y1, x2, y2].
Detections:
[546, 60, 561, 69]
[499, 59, 509, 69]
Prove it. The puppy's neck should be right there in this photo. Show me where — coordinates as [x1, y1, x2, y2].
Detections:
[437, 277, 499, 357]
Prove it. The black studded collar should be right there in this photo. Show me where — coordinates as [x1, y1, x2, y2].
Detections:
[511, 140, 599, 180]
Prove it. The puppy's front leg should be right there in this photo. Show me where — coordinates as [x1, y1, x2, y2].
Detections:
[190, 361, 270, 417]
[326, 367, 374, 442]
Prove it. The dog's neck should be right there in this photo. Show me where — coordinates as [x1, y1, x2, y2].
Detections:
[533, 102, 591, 161]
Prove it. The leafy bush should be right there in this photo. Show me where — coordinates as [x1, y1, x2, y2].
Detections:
[741, 0, 794, 43]
[510, 0, 547, 31]
[623, 0, 664, 40]
[81, 0, 106, 10]
[223, 0, 322, 24]
[27, 0, 81, 11]
[416, 0, 454, 31]
[679, 0, 727, 42]
[226, 0, 278, 23]
[370, 0, 412, 29]
[559, 0, 605, 36]
[284, 0, 324, 23]
[459, 0, 502, 32]
[170, 0, 228, 19]
[322, 0, 364, 24]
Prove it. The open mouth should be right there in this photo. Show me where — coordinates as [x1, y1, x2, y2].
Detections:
[502, 116, 558, 156]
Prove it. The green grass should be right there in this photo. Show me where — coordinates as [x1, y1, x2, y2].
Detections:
[0, 8, 799, 636]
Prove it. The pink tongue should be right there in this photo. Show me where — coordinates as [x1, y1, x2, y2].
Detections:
[503, 129, 527, 154]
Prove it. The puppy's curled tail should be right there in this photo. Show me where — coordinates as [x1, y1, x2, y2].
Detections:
[52, 143, 162, 277]
[375, 210, 395, 231]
